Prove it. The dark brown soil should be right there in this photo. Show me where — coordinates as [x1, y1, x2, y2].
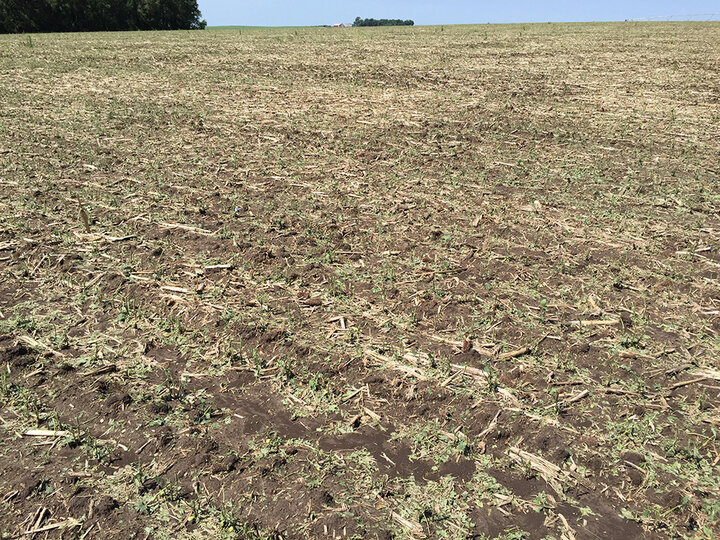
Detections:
[1, 21, 719, 539]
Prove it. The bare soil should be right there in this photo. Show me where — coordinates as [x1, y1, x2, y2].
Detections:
[0, 22, 719, 539]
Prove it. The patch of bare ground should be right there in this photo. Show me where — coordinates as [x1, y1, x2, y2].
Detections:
[0, 21, 719, 539]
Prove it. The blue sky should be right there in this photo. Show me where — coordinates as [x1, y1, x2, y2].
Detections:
[197, 0, 719, 26]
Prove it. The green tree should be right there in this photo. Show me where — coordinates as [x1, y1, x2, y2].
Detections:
[0, 0, 205, 33]
[352, 17, 414, 27]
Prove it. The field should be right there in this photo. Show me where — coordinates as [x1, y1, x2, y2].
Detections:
[0, 22, 719, 539]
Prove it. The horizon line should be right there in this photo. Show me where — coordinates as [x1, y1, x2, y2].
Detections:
[207, 17, 720, 28]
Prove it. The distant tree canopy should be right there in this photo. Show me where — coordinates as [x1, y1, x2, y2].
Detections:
[353, 17, 414, 27]
[0, 0, 206, 33]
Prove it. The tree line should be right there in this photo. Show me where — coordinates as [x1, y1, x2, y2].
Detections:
[353, 17, 414, 27]
[0, 0, 206, 34]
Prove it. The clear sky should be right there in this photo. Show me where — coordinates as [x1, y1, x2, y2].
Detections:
[197, 0, 720, 26]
